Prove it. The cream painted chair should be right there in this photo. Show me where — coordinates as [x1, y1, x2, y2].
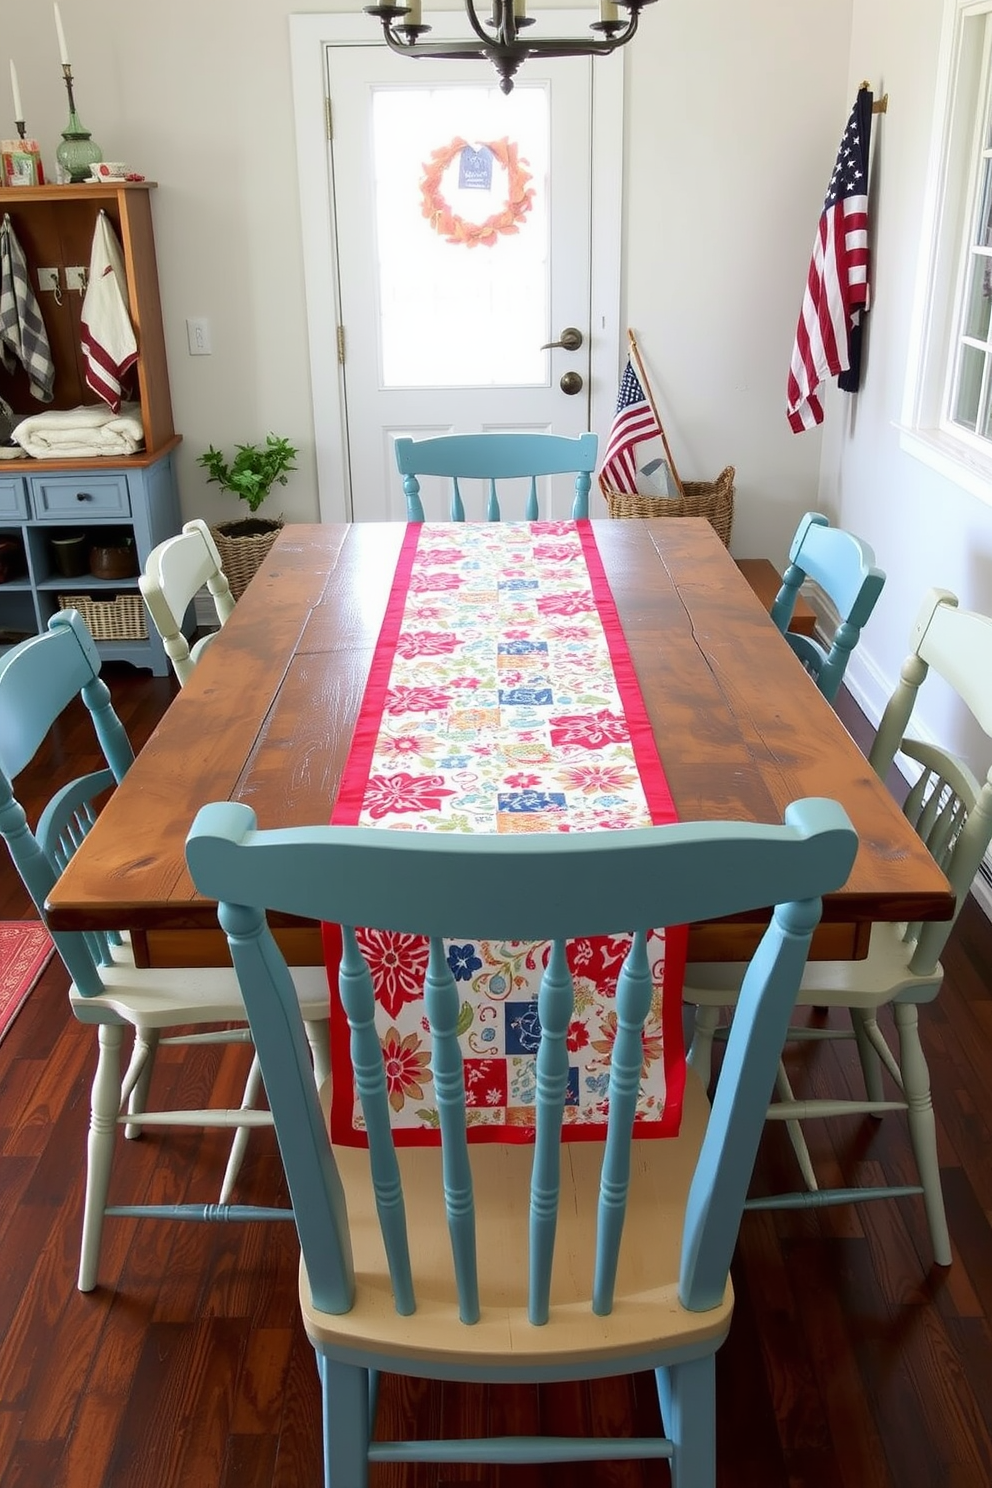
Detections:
[686, 589, 992, 1267]
[139, 518, 235, 686]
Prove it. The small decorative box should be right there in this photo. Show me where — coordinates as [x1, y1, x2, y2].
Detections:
[1, 140, 44, 187]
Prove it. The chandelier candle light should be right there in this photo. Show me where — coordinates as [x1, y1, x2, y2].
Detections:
[54, 3, 103, 183]
[365, 0, 656, 93]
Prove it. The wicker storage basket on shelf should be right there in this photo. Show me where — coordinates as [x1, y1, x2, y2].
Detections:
[58, 593, 148, 641]
[601, 465, 735, 548]
[210, 521, 282, 601]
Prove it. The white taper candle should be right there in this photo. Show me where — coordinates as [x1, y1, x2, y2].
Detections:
[9, 60, 23, 121]
[54, 4, 70, 66]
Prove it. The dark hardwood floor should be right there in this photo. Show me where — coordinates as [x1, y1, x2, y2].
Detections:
[0, 666, 990, 1486]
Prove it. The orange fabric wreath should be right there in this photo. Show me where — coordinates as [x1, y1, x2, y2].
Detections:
[420, 137, 534, 248]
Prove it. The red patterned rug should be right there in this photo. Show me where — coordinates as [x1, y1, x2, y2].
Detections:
[0, 922, 54, 1045]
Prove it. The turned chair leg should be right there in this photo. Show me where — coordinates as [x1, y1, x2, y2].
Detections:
[305, 1019, 331, 1089]
[123, 1026, 160, 1139]
[894, 1002, 951, 1266]
[218, 1051, 265, 1206]
[79, 1022, 125, 1292]
[850, 1008, 885, 1103]
[656, 1354, 716, 1488]
[687, 1004, 720, 1089]
[319, 1352, 371, 1488]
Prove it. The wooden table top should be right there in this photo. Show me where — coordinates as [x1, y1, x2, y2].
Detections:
[45, 520, 955, 966]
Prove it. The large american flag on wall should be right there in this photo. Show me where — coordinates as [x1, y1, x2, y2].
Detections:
[786, 88, 873, 433]
[598, 357, 662, 493]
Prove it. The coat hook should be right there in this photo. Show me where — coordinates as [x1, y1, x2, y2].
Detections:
[859, 79, 888, 113]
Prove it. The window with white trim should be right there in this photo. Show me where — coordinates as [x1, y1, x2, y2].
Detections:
[902, 0, 992, 498]
[948, 9, 992, 441]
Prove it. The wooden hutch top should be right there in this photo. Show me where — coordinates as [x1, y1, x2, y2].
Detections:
[0, 181, 176, 468]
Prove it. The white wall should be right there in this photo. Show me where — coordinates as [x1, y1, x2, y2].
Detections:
[820, 0, 992, 769]
[4, 0, 853, 554]
[625, 0, 854, 559]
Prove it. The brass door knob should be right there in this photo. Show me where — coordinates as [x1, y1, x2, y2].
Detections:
[559, 371, 583, 395]
[540, 327, 584, 352]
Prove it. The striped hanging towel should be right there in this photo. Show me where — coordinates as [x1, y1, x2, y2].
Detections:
[80, 211, 138, 413]
[0, 214, 55, 403]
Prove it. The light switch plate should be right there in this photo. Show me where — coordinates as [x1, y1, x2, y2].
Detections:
[186, 317, 211, 356]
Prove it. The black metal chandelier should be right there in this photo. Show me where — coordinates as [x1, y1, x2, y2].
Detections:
[364, 0, 658, 94]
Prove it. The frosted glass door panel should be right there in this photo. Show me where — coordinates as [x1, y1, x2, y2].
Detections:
[372, 85, 549, 389]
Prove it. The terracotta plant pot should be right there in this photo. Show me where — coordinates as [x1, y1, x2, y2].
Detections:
[89, 539, 138, 580]
[0, 536, 26, 583]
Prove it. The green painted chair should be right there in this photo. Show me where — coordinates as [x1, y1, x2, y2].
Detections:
[0, 611, 329, 1291]
[771, 511, 886, 702]
[186, 795, 856, 1486]
[686, 589, 992, 1267]
[394, 431, 598, 522]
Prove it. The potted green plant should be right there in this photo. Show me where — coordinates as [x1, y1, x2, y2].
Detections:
[197, 434, 298, 598]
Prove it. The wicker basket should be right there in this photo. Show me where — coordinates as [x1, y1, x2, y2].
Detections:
[602, 465, 735, 548]
[59, 592, 148, 641]
[210, 520, 283, 601]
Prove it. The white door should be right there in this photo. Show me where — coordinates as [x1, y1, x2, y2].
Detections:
[290, 15, 622, 522]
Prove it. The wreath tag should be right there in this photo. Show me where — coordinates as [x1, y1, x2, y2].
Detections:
[459, 146, 493, 191]
[420, 136, 534, 248]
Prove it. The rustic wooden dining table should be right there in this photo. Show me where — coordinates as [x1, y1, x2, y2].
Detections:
[44, 519, 955, 966]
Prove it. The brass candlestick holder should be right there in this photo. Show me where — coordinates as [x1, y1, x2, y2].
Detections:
[55, 64, 102, 183]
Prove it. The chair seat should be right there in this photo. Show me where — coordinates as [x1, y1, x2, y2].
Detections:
[684, 921, 943, 1013]
[189, 629, 220, 667]
[300, 1067, 733, 1375]
[69, 961, 330, 1027]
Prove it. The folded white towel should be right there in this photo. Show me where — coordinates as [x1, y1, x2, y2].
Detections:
[12, 401, 145, 459]
[80, 212, 137, 413]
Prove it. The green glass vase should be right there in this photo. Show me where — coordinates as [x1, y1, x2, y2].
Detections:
[56, 110, 102, 184]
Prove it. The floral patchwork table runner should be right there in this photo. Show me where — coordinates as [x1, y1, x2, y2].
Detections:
[323, 520, 687, 1145]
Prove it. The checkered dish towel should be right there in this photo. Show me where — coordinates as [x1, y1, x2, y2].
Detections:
[0, 213, 55, 403]
[80, 212, 137, 413]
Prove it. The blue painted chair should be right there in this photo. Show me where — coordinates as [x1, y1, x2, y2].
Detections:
[0, 611, 329, 1291]
[139, 518, 236, 687]
[686, 590, 992, 1267]
[186, 796, 856, 1485]
[770, 512, 886, 702]
[394, 431, 599, 522]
